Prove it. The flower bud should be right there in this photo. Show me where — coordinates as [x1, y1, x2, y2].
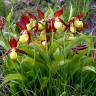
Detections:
[38, 21, 45, 30]
[39, 31, 46, 41]
[19, 33, 29, 43]
[68, 33, 76, 40]
[70, 25, 76, 33]
[74, 20, 83, 28]
[26, 23, 32, 31]
[10, 49, 17, 60]
[54, 20, 62, 30]
[42, 41, 46, 46]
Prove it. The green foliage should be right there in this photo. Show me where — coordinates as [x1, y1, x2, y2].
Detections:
[0, 0, 9, 17]
[2, 34, 96, 95]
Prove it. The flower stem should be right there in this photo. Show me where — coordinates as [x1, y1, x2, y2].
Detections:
[0, 30, 6, 44]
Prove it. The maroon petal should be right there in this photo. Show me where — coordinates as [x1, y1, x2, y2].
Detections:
[0, 16, 4, 30]
[94, 42, 96, 48]
[93, 49, 96, 62]
[78, 28, 83, 32]
[21, 15, 30, 24]
[46, 19, 52, 33]
[64, 23, 70, 31]
[9, 38, 17, 48]
[28, 13, 37, 20]
[76, 44, 87, 50]
[76, 12, 85, 19]
[54, 8, 64, 18]
[52, 19, 56, 32]
[37, 7, 44, 20]
[7, 49, 12, 55]
[46, 35, 51, 42]
[73, 44, 87, 51]
[92, 42, 96, 62]
[72, 44, 87, 54]
[58, 18, 66, 25]
[64, 19, 74, 31]
[20, 30, 24, 35]
[15, 48, 26, 55]
[27, 31, 31, 44]
[31, 22, 38, 34]
[71, 48, 78, 54]
[58, 18, 67, 30]
[16, 20, 27, 30]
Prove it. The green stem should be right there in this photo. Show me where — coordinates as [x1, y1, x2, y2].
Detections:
[34, 46, 36, 65]
[0, 30, 6, 44]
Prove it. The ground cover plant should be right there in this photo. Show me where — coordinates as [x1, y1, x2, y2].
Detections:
[0, 0, 96, 96]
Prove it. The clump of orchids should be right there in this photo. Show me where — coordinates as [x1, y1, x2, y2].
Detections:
[65, 12, 85, 39]
[6, 7, 85, 60]
[16, 7, 65, 44]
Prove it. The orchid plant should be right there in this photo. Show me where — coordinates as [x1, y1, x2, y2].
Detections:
[0, 0, 96, 95]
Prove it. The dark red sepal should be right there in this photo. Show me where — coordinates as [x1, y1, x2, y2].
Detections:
[64, 23, 70, 31]
[75, 44, 87, 50]
[93, 49, 96, 62]
[58, 18, 67, 30]
[93, 42, 96, 62]
[76, 12, 85, 19]
[28, 13, 37, 20]
[58, 18, 66, 25]
[54, 8, 64, 18]
[46, 19, 52, 33]
[21, 15, 30, 24]
[27, 31, 31, 44]
[37, 7, 44, 20]
[72, 44, 87, 54]
[9, 38, 17, 48]
[16, 20, 27, 30]
[46, 35, 51, 42]
[64, 19, 74, 31]
[0, 16, 4, 30]
[15, 48, 26, 55]
[7, 49, 12, 55]
[31, 22, 38, 34]
[52, 19, 56, 32]
[83, 23, 87, 28]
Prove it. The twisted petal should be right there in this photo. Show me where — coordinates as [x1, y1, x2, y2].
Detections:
[16, 48, 26, 55]
[16, 19, 26, 30]
[76, 12, 85, 19]
[21, 15, 30, 24]
[46, 19, 52, 33]
[28, 13, 37, 20]
[54, 8, 64, 18]
[9, 38, 17, 48]
[37, 7, 44, 20]
[0, 16, 4, 30]
[27, 31, 31, 44]
[72, 44, 87, 54]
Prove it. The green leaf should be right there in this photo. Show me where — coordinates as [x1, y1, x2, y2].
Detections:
[10, 0, 16, 4]
[6, 10, 13, 24]
[68, 2, 73, 20]
[83, 66, 96, 73]
[0, 41, 6, 49]
[3, 73, 23, 85]
[53, 48, 60, 58]
[0, 0, 9, 16]
[44, 7, 54, 19]
[49, 42, 59, 55]
[40, 77, 49, 91]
